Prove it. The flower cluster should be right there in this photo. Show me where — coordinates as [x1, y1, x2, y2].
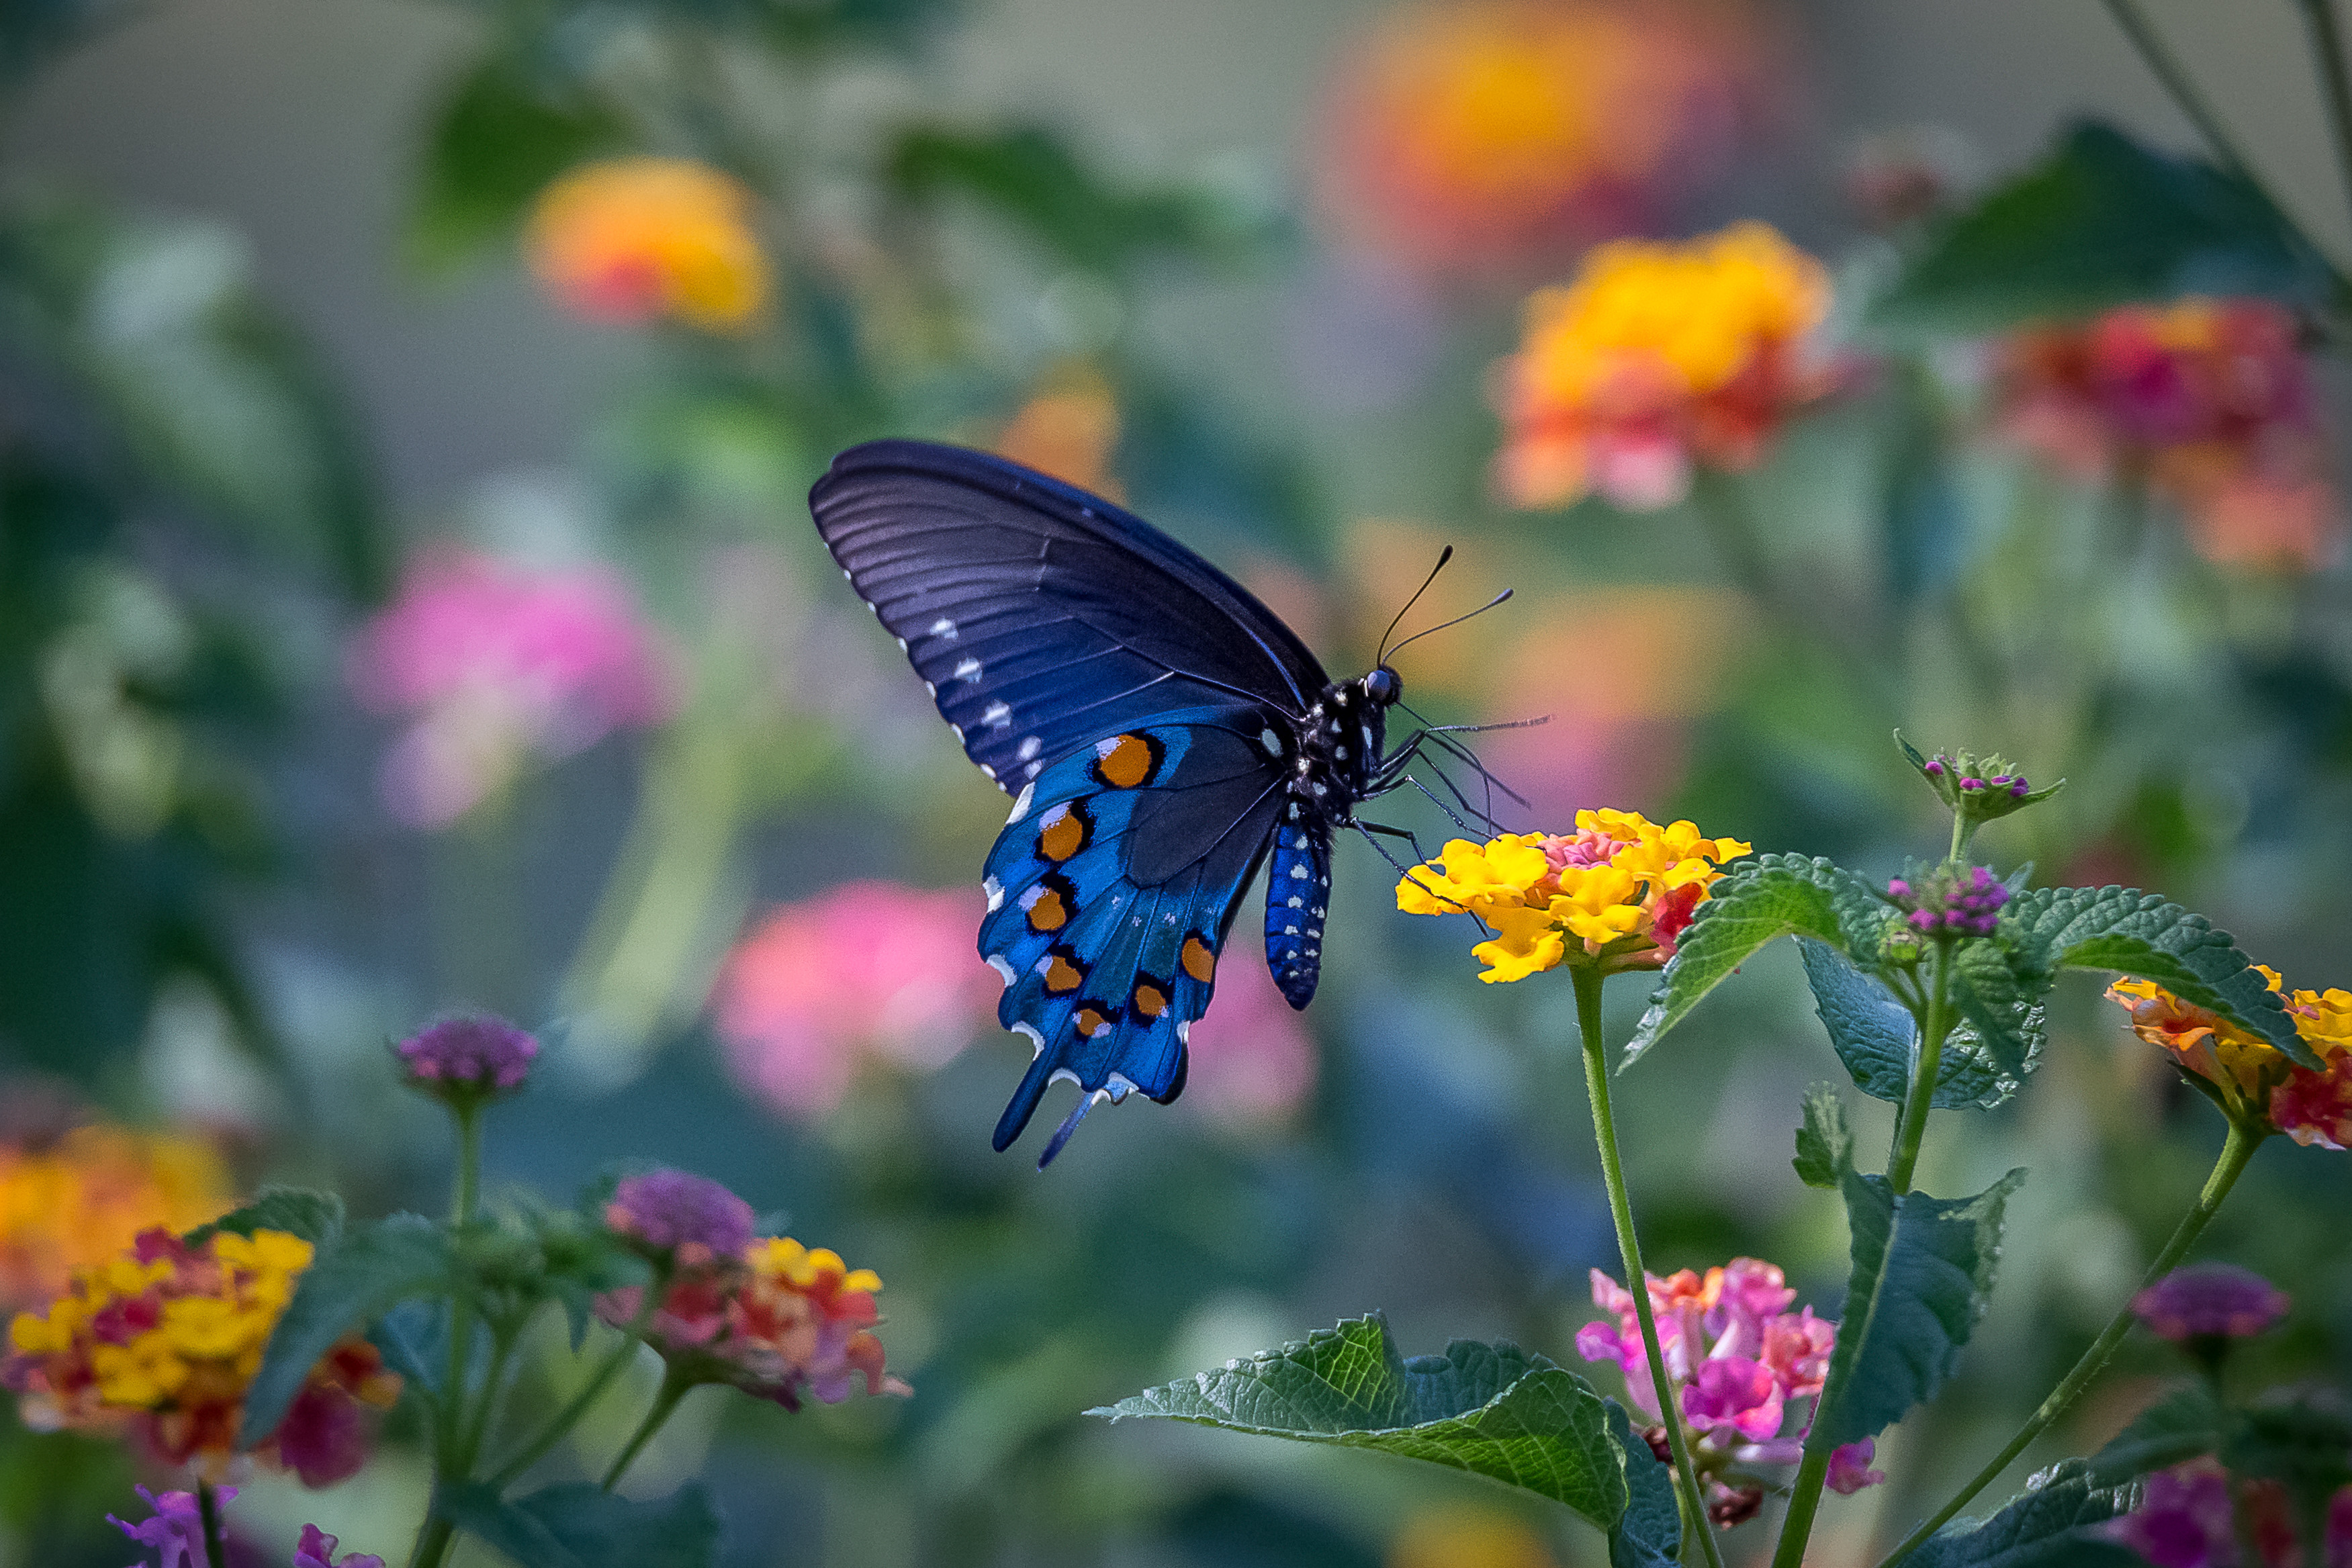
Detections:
[526, 157, 768, 332]
[1576, 1258, 1883, 1521]
[5, 1227, 398, 1483]
[1903, 741, 2060, 835]
[598, 1169, 907, 1410]
[109, 1487, 386, 1568]
[1313, 0, 1772, 278]
[1994, 297, 2343, 572]
[715, 882, 1003, 1119]
[2107, 1461, 2352, 1568]
[395, 1015, 539, 1101]
[2131, 1263, 2290, 1345]
[0, 1122, 230, 1311]
[347, 547, 675, 827]
[2110, 965, 2352, 1144]
[1887, 864, 2009, 939]
[1491, 222, 1831, 512]
[1396, 809, 1750, 980]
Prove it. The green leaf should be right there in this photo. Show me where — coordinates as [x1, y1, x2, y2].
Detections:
[1870, 120, 2336, 334]
[186, 1187, 345, 1248]
[2222, 1401, 2352, 1549]
[1629, 856, 1887, 1063]
[1809, 1168, 2025, 1450]
[1905, 1459, 2144, 1568]
[2087, 1385, 2226, 1485]
[2005, 885, 2309, 1064]
[1945, 940, 2047, 1084]
[1799, 939, 2019, 1110]
[1793, 1083, 1852, 1189]
[1094, 1314, 1676, 1563]
[437, 1481, 721, 1568]
[406, 54, 628, 276]
[241, 1213, 451, 1445]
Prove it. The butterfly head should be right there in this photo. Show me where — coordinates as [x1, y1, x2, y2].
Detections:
[1363, 666, 1402, 708]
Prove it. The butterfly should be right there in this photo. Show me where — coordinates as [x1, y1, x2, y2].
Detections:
[809, 439, 1500, 1163]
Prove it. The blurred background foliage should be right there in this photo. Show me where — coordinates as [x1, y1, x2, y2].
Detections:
[3, 0, 2352, 1564]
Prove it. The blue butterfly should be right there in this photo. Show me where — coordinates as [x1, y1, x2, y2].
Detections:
[810, 440, 1486, 1163]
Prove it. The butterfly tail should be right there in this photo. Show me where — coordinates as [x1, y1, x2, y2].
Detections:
[993, 1032, 1056, 1152]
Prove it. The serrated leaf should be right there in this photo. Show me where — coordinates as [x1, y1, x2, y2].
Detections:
[1094, 1315, 1676, 1562]
[437, 1481, 721, 1568]
[186, 1187, 345, 1248]
[1629, 856, 1887, 1063]
[1905, 1459, 2144, 1568]
[242, 1214, 451, 1444]
[1794, 1084, 1852, 1189]
[2005, 886, 2308, 1064]
[1809, 1168, 2025, 1450]
[1945, 940, 2046, 1083]
[2087, 1384, 2225, 1486]
[1799, 939, 2018, 1110]
[1869, 120, 2335, 334]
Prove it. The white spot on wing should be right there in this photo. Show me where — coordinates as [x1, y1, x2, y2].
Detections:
[1007, 781, 1036, 823]
[954, 657, 983, 681]
[1259, 728, 1282, 755]
[991, 956, 1020, 987]
[1105, 1073, 1140, 1101]
[982, 701, 1013, 728]
[983, 875, 1004, 912]
[930, 617, 958, 639]
[1012, 1020, 1044, 1056]
[1017, 736, 1042, 762]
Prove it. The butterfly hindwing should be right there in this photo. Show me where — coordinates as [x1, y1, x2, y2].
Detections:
[810, 441, 1328, 791]
[979, 716, 1285, 1148]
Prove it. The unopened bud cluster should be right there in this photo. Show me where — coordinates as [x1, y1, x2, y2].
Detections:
[1897, 735, 2062, 836]
[1887, 864, 2009, 939]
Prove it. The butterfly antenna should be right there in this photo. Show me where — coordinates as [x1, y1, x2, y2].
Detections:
[1037, 1091, 1100, 1170]
[1384, 588, 1514, 662]
[1376, 545, 1455, 665]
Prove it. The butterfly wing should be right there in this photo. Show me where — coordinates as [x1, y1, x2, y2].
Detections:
[808, 439, 1330, 790]
[977, 714, 1284, 1150]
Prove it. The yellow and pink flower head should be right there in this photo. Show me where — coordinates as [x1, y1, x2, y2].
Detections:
[2109, 966, 2352, 1146]
[1398, 809, 1749, 980]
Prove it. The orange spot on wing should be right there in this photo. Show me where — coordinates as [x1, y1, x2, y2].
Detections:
[1045, 953, 1085, 993]
[1038, 803, 1088, 862]
[1023, 883, 1069, 931]
[1132, 982, 1168, 1018]
[1181, 936, 1216, 983]
[1092, 733, 1157, 789]
[1075, 1007, 1111, 1037]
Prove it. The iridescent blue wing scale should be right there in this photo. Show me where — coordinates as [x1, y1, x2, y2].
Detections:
[977, 717, 1283, 1150]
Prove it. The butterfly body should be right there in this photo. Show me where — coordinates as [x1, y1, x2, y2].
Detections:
[809, 440, 1406, 1156]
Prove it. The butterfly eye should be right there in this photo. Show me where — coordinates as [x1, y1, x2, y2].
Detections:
[1365, 667, 1402, 706]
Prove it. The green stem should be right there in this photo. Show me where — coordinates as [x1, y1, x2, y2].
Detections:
[1770, 1451, 1831, 1568]
[407, 1515, 455, 1568]
[1570, 967, 1728, 1568]
[1879, 1119, 2267, 1568]
[2297, 0, 2352, 233]
[490, 1281, 667, 1487]
[2095, 0, 2265, 182]
[453, 1323, 520, 1477]
[1885, 942, 1954, 1193]
[196, 1479, 229, 1568]
[440, 1101, 483, 1473]
[600, 1368, 694, 1491]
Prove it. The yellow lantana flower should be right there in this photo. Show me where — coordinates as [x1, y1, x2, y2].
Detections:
[2109, 966, 2352, 1146]
[526, 157, 769, 332]
[1398, 809, 1749, 982]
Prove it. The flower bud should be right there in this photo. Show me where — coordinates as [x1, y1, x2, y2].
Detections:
[1896, 733, 2062, 839]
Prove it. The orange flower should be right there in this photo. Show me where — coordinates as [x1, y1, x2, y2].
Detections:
[993, 366, 1124, 500]
[2109, 966, 2352, 1143]
[527, 158, 768, 331]
[1492, 223, 1830, 510]
[1314, 0, 1772, 278]
[1995, 299, 2343, 572]
[0, 1125, 230, 1313]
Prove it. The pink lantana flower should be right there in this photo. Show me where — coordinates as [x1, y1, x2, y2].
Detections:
[1576, 1254, 1885, 1516]
[294, 1524, 386, 1568]
[109, 1485, 223, 1568]
[348, 548, 674, 827]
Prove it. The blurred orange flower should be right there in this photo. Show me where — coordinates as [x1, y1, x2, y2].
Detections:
[1492, 222, 1831, 511]
[995, 366, 1124, 500]
[1315, 0, 1772, 279]
[0, 1125, 230, 1313]
[1388, 1504, 1557, 1568]
[527, 157, 768, 331]
[1995, 298, 2342, 571]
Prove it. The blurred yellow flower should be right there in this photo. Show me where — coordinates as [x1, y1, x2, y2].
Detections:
[1493, 222, 1830, 511]
[527, 157, 768, 331]
[0, 1123, 230, 1312]
[1398, 809, 1748, 980]
[1388, 1503, 1557, 1568]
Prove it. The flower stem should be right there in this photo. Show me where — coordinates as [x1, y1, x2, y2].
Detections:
[1570, 966, 1728, 1568]
[2296, 0, 2352, 236]
[600, 1367, 693, 1491]
[2095, 0, 2263, 183]
[440, 1101, 484, 1466]
[1885, 941, 1954, 1194]
[1769, 1451, 1831, 1568]
[1876, 1118, 2267, 1568]
[197, 1479, 229, 1568]
[490, 1282, 666, 1487]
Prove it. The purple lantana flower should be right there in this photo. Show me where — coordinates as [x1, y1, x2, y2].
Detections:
[1827, 1439, 1887, 1495]
[605, 1168, 756, 1263]
[109, 1485, 229, 1568]
[295, 1524, 385, 1568]
[2132, 1263, 2290, 1342]
[395, 1015, 539, 1099]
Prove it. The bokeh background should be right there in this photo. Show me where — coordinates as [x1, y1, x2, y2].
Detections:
[5, 0, 2352, 1564]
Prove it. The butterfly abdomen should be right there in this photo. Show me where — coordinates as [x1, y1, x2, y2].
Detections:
[1264, 817, 1332, 1008]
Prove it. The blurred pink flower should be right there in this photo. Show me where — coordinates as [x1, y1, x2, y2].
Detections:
[1182, 954, 1318, 1125]
[2131, 1263, 2290, 1342]
[2107, 1463, 2237, 1568]
[715, 882, 1001, 1119]
[347, 549, 674, 826]
[1825, 1438, 1885, 1495]
[1994, 299, 2344, 572]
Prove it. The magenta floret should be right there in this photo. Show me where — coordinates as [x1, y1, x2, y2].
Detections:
[606, 1168, 756, 1259]
[396, 1015, 539, 1093]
